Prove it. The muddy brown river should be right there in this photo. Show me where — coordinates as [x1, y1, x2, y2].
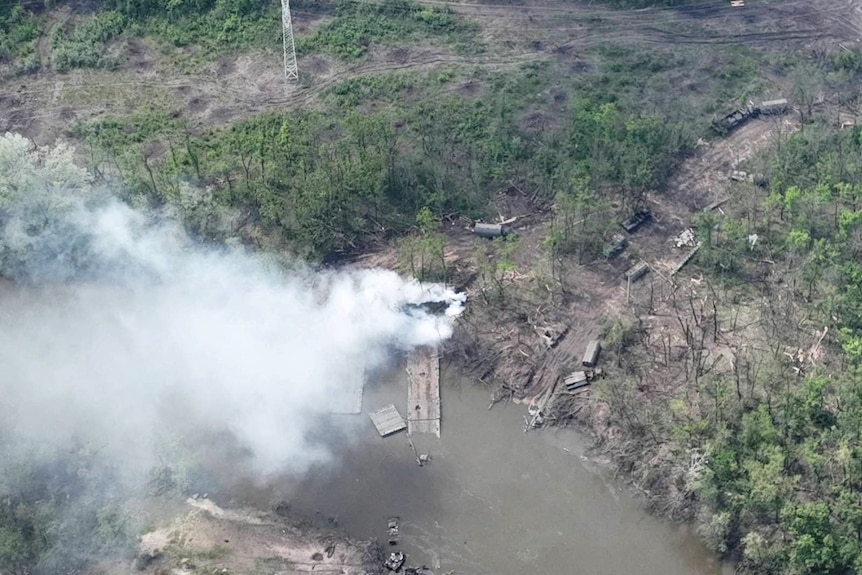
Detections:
[258, 361, 729, 575]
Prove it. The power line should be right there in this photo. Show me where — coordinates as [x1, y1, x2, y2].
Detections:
[0, 0, 848, 125]
[0, 0, 841, 44]
[281, 0, 298, 82]
[0, 0, 821, 16]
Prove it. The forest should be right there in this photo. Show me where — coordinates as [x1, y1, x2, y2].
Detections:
[3, 0, 862, 572]
[686, 124, 862, 573]
[592, 121, 862, 574]
[71, 92, 688, 258]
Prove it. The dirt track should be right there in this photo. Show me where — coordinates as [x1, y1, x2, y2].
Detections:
[439, 113, 799, 404]
[0, 0, 846, 400]
[2, 0, 859, 144]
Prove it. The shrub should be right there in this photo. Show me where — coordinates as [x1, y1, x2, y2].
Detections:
[297, 0, 476, 60]
[51, 11, 126, 72]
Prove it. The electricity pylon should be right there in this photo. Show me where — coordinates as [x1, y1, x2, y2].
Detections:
[281, 0, 298, 82]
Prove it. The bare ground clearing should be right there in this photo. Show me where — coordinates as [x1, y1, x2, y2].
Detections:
[0, 0, 845, 417]
[1, 0, 858, 144]
[105, 497, 381, 575]
[348, 113, 799, 419]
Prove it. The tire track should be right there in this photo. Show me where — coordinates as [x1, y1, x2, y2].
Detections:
[1, 50, 545, 136]
[3, 0, 858, 141]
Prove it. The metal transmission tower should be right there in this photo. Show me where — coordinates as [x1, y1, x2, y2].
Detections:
[281, 0, 298, 82]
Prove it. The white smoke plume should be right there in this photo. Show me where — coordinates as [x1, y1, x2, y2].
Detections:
[0, 132, 465, 477]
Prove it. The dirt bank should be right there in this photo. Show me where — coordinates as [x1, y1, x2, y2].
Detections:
[117, 497, 384, 575]
[351, 112, 798, 414]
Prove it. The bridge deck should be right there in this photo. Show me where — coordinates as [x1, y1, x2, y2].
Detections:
[406, 346, 440, 437]
[369, 404, 407, 437]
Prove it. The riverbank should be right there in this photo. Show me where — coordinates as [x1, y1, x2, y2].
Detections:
[340, 112, 799, 571]
[111, 496, 385, 575]
[224, 360, 728, 575]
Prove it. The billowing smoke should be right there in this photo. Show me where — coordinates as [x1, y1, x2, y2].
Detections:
[0, 132, 464, 477]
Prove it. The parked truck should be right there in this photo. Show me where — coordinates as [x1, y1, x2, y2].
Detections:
[712, 97, 788, 135]
[620, 208, 651, 233]
[582, 340, 602, 368]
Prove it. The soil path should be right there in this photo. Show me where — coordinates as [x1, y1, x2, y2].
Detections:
[463, 115, 798, 402]
[1, 0, 857, 143]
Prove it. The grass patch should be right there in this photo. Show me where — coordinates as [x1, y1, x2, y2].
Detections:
[328, 72, 418, 107]
[51, 11, 126, 72]
[58, 79, 174, 111]
[189, 544, 232, 561]
[579, 42, 765, 127]
[70, 107, 186, 149]
[72, 58, 694, 255]
[0, 6, 40, 74]
[326, 68, 461, 108]
[297, 0, 479, 59]
[132, 5, 281, 65]
[51, 0, 284, 72]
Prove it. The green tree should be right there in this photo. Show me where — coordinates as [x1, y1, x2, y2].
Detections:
[475, 235, 520, 304]
[400, 207, 447, 282]
[784, 502, 843, 574]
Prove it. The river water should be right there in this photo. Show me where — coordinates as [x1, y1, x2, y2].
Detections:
[0, 279, 723, 574]
[276, 361, 728, 575]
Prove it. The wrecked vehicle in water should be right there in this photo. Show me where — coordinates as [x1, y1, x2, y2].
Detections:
[387, 516, 400, 546]
[384, 551, 406, 572]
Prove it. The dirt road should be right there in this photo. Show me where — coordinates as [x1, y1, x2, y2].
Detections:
[440, 114, 799, 404]
[0, 0, 836, 401]
[1, 0, 857, 144]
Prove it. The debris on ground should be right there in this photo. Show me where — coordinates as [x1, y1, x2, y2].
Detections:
[671, 245, 701, 277]
[673, 228, 697, 249]
[535, 324, 568, 349]
[384, 551, 406, 572]
[406, 434, 430, 467]
[729, 170, 768, 186]
[582, 340, 601, 368]
[473, 222, 506, 238]
[702, 197, 731, 212]
[525, 376, 560, 432]
[621, 208, 652, 233]
[625, 261, 650, 282]
[387, 517, 400, 546]
[603, 233, 628, 259]
[564, 368, 603, 392]
[369, 404, 407, 437]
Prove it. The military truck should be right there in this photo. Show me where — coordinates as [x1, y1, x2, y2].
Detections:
[621, 208, 652, 233]
[758, 98, 788, 115]
[713, 108, 751, 135]
[712, 97, 788, 136]
[603, 233, 628, 259]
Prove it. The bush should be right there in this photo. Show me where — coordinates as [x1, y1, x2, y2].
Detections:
[0, 5, 40, 68]
[51, 11, 126, 72]
[111, 0, 277, 57]
[297, 0, 477, 59]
